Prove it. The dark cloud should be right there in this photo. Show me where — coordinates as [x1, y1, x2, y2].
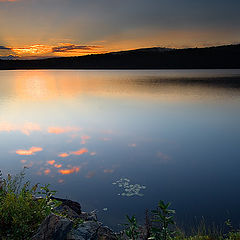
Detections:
[52, 44, 101, 53]
[0, 45, 11, 50]
[0, 55, 18, 60]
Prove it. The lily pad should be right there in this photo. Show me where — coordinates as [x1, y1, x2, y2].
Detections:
[112, 178, 146, 197]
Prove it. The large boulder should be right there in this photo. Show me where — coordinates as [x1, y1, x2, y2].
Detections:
[78, 211, 98, 222]
[55, 204, 80, 219]
[66, 221, 100, 240]
[31, 214, 72, 240]
[66, 222, 118, 240]
[52, 197, 82, 215]
[97, 226, 118, 240]
[31, 198, 118, 240]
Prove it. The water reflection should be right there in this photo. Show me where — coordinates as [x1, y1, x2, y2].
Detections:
[1, 70, 240, 230]
[70, 148, 88, 156]
[81, 135, 91, 144]
[48, 126, 82, 134]
[0, 122, 41, 135]
[59, 167, 80, 175]
[58, 153, 69, 158]
[16, 146, 43, 155]
[1, 70, 240, 104]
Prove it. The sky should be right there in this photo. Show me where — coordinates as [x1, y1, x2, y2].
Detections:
[0, 0, 240, 59]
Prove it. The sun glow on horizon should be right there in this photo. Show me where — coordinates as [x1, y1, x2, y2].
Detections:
[6, 43, 106, 59]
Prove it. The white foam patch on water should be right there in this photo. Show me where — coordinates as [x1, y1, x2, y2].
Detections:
[112, 178, 146, 197]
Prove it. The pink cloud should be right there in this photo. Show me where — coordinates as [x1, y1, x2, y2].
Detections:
[16, 146, 43, 156]
[54, 164, 62, 168]
[47, 160, 55, 165]
[70, 148, 88, 156]
[44, 169, 51, 175]
[58, 166, 80, 175]
[58, 153, 69, 158]
[48, 126, 81, 134]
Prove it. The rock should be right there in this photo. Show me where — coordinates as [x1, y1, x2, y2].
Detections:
[79, 211, 98, 222]
[32, 197, 118, 240]
[52, 197, 82, 215]
[31, 213, 72, 240]
[97, 226, 118, 240]
[66, 221, 100, 240]
[55, 204, 80, 219]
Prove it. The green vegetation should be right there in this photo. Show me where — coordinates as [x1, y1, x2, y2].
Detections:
[149, 200, 176, 240]
[122, 201, 240, 240]
[0, 169, 59, 240]
[123, 215, 141, 239]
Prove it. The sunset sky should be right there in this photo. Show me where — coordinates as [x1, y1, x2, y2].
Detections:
[0, 0, 240, 59]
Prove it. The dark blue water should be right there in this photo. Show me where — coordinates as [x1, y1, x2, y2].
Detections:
[0, 69, 240, 229]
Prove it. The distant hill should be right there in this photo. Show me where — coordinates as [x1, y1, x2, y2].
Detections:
[0, 44, 240, 70]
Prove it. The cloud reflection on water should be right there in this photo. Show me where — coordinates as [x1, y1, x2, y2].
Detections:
[58, 166, 80, 175]
[0, 122, 41, 135]
[70, 148, 88, 156]
[16, 146, 43, 155]
[48, 126, 82, 134]
[58, 153, 69, 158]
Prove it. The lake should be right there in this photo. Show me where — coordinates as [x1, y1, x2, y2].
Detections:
[0, 69, 240, 230]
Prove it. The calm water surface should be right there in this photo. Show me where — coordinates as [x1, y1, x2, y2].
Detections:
[0, 70, 240, 229]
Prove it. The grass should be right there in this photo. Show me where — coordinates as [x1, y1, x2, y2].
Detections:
[122, 201, 240, 240]
[0, 169, 59, 240]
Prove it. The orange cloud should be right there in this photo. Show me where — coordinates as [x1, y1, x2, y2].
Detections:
[47, 160, 55, 165]
[58, 166, 80, 175]
[58, 153, 69, 158]
[70, 148, 88, 156]
[48, 126, 81, 134]
[16, 146, 43, 156]
[12, 45, 52, 55]
[20, 159, 27, 164]
[90, 152, 96, 156]
[10, 43, 105, 59]
[58, 179, 64, 183]
[54, 164, 62, 168]
[44, 169, 51, 175]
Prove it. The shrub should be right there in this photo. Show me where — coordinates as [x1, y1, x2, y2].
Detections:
[123, 215, 141, 240]
[0, 169, 59, 240]
[149, 200, 176, 240]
